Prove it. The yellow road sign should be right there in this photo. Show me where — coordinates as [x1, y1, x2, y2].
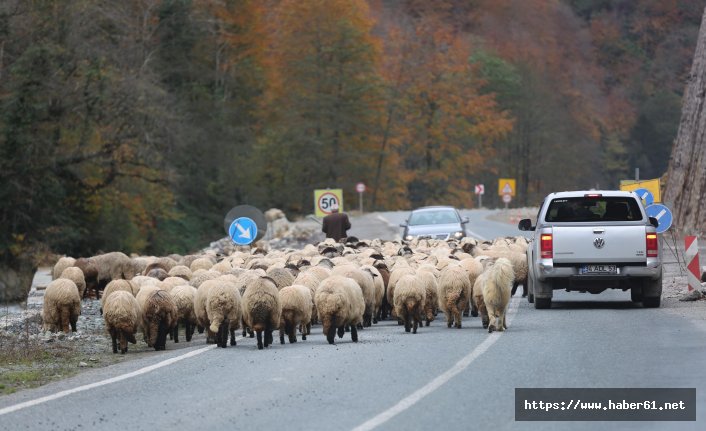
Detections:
[498, 178, 516, 197]
[314, 189, 344, 217]
[619, 178, 661, 203]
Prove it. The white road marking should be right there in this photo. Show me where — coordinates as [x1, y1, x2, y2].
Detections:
[352, 298, 520, 431]
[0, 344, 218, 416]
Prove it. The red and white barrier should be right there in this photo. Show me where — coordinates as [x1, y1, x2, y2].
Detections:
[685, 236, 701, 291]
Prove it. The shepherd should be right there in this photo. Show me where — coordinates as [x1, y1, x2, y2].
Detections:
[322, 203, 351, 242]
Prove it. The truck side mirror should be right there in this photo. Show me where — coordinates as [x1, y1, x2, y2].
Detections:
[649, 217, 659, 228]
[518, 218, 534, 231]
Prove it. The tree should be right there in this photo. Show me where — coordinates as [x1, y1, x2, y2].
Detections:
[257, 0, 381, 212]
[663, 7, 706, 234]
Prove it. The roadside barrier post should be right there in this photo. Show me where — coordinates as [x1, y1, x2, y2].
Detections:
[684, 236, 701, 291]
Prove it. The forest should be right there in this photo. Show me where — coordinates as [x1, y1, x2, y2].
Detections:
[0, 0, 703, 265]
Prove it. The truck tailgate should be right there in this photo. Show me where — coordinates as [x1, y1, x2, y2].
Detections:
[552, 225, 646, 264]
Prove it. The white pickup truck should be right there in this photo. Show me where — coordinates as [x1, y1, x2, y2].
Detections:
[518, 190, 662, 309]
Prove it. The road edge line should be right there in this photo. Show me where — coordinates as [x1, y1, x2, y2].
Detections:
[0, 344, 217, 416]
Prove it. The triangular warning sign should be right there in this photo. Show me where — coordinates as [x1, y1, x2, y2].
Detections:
[502, 183, 512, 194]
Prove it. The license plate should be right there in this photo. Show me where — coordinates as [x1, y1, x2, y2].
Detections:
[579, 264, 617, 275]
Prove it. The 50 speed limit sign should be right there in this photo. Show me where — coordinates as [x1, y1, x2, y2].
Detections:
[314, 189, 344, 217]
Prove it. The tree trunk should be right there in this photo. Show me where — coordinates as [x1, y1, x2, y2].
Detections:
[663, 7, 706, 235]
[0, 257, 37, 303]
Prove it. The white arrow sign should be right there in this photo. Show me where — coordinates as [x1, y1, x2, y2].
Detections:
[236, 223, 252, 240]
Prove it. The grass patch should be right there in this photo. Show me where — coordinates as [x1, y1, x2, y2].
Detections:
[0, 334, 81, 395]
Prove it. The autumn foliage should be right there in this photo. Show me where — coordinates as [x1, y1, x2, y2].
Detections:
[0, 0, 702, 265]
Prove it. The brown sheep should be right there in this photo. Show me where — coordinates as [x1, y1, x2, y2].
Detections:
[103, 291, 140, 354]
[142, 290, 178, 351]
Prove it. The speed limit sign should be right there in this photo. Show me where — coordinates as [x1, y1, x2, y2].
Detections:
[314, 189, 344, 217]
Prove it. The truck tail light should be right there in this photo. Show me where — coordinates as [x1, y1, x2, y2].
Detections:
[540, 234, 553, 258]
[646, 233, 658, 257]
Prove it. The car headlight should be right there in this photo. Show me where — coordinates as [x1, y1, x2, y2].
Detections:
[452, 231, 465, 239]
[404, 235, 414, 241]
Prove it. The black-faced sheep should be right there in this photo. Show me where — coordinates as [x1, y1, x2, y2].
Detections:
[477, 257, 515, 333]
[278, 285, 312, 344]
[103, 290, 140, 354]
[42, 279, 81, 333]
[206, 281, 242, 348]
[393, 274, 426, 334]
[169, 284, 198, 342]
[141, 289, 178, 351]
[438, 264, 471, 329]
[314, 275, 365, 345]
[59, 267, 86, 300]
[242, 276, 281, 350]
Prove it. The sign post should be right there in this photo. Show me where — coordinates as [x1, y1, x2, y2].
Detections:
[474, 184, 485, 208]
[502, 193, 511, 210]
[356, 182, 366, 214]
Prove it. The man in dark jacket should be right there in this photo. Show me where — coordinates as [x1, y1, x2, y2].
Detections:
[322, 204, 351, 242]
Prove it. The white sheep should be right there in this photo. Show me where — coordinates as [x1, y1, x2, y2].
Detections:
[169, 284, 198, 343]
[393, 274, 426, 334]
[416, 270, 439, 326]
[52, 256, 76, 280]
[241, 276, 281, 350]
[331, 264, 375, 327]
[42, 279, 81, 333]
[103, 290, 140, 354]
[59, 266, 86, 300]
[437, 264, 471, 329]
[477, 257, 515, 332]
[314, 275, 365, 345]
[206, 280, 242, 348]
[360, 264, 384, 324]
[278, 285, 313, 344]
[168, 265, 192, 281]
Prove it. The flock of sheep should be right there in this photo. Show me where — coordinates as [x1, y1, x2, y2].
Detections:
[43, 234, 529, 353]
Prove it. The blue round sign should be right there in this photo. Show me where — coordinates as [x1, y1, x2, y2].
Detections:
[229, 217, 258, 245]
[634, 188, 654, 206]
[645, 204, 672, 234]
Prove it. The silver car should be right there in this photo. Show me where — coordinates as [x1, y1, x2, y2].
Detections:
[400, 206, 469, 241]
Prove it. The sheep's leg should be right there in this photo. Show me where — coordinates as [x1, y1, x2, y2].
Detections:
[325, 316, 336, 345]
[287, 320, 297, 344]
[197, 324, 204, 334]
[155, 319, 169, 351]
[110, 329, 118, 354]
[256, 330, 264, 350]
[186, 322, 194, 342]
[173, 321, 179, 343]
[264, 323, 273, 348]
[404, 313, 411, 333]
[470, 296, 479, 317]
[350, 325, 358, 342]
[218, 320, 229, 348]
[446, 310, 453, 328]
[279, 321, 286, 345]
[511, 282, 518, 296]
[230, 328, 236, 346]
[302, 323, 307, 341]
[119, 332, 128, 354]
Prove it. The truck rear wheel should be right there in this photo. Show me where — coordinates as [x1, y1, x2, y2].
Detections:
[642, 296, 661, 308]
[527, 272, 535, 303]
[534, 297, 551, 309]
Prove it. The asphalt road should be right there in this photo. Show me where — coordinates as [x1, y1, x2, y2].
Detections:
[1, 210, 704, 430]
